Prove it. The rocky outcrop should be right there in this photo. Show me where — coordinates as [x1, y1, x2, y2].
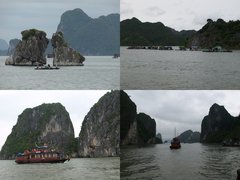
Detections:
[187, 19, 240, 49]
[137, 113, 156, 144]
[51, 31, 85, 66]
[200, 103, 240, 143]
[120, 91, 157, 145]
[78, 91, 120, 157]
[57, 8, 120, 55]
[120, 90, 138, 145]
[178, 130, 200, 143]
[7, 39, 20, 55]
[5, 29, 49, 66]
[156, 133, 163, 144]
[0, 103, 74, 159]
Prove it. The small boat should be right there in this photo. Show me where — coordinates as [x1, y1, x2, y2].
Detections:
[113, 53, 120, 58]
[170, 128, 181, 149]
[170, 137, 181, 149]
[15, 146, 70, 164]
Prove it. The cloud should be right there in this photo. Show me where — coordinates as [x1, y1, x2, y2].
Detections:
[120, 1, 133, 19]
[145, 7, 165, 17]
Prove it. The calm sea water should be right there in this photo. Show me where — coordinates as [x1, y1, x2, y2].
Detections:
[121, 47, 240, 89]
[121, 143, 240, 180]
[0, 157, 119, 180]
[0, 56, 119, 89]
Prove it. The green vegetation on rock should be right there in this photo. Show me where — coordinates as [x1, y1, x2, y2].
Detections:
[21, 29, 44, 41]
[187, 19, 240, 49]
[0, 103, 75, 159]
[120, 17, 195, 46]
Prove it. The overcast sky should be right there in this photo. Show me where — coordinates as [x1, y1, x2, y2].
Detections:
[121, 0, 240, 31]
[126, 90, 240, 140]
[0, 90, 108, 150]
[0, 0, 119, 42]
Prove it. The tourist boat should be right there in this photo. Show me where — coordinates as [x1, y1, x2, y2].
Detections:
[15, 146, 70, 164]
[170, 128, 181, 149]
[170, 137, 181, 149]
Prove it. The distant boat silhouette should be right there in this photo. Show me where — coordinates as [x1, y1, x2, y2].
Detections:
[170, 128, 181, 149]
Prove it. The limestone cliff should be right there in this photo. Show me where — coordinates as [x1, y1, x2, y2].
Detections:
[200, 103, 240, 143]
[120, 91, 157, 145]
[52, 32, 85, 66]
[5, 29, 49, 66]
[0, 103, 74, 159]
[120, 90, 138, 145]
[178, 130, 200, 143]
[187, 19, 240, 49]
[156, 133, 163, 144]
[57, 8, 120, 55]
[78, 91, 120, 157]
[137, 113, 156, 144]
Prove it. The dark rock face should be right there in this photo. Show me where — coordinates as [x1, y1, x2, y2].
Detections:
[5, 29, 49, 66]
[178, 130, 200, 143]
[7, 39, 21, 55]
[78, 91, 120, 157]
[120, 17, 196, 46]
[187, 19, 240, 49]
[51, 31, 85, 66]
[120, 91, 157, 145]
[0, 103, 74, 159]
[137, 113, 156, 144]
[57, 8, 120, 55]
[200, 103, 239, 143]
[156, 133, 163, 144]
[120, 90, 138, 145]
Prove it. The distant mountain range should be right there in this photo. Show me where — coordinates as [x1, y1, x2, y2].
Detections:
[178, 130, 200, 143]
[57, 8, 120, 55]
[120, 17, 195, 46]
[0, 39, 8, 55]
[121, 17, 240, 49]
[0, 39, 8, 50]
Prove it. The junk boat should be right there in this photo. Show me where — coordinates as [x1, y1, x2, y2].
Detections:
[15, 145, 70, 164]
[170, 137, 181, 149]
[170, 128, 181, 149]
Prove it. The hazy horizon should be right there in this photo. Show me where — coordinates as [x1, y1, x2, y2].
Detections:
[0, 0, 119, 43]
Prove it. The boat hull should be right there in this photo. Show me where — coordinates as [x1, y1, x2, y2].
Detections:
[170, 145, 181, 149]
[15, 157, 68, 164]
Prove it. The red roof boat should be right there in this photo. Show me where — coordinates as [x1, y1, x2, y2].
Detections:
[170, 137, 181, 149]
[15, 146, 70, 164]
